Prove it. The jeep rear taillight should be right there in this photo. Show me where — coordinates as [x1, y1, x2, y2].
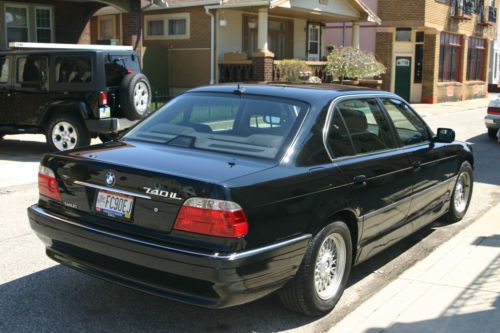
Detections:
[98, 92, 108, 106]
[38, 165, 62, 202]
[174, 198, 248, 238]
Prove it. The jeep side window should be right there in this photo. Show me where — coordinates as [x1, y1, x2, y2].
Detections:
[17, 56, 48, 89]
[55, 56, 92, 83]
[0, 57, 9, 83]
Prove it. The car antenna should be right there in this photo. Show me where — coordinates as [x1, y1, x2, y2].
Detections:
[233, 83, 245, 96]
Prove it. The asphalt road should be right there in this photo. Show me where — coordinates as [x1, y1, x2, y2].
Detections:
[0, 105, 499, 333]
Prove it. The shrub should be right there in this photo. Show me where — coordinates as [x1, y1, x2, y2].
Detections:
[276, 59, 311, 82]
[326, 47, 386, 83]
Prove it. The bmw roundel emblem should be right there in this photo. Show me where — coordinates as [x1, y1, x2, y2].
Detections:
[105, 171, 116, 187]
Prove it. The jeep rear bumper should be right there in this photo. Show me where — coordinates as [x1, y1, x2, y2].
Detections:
[85, 118, 139, 134]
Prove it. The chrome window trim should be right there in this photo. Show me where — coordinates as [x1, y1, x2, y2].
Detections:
[322, 93, 408, 162]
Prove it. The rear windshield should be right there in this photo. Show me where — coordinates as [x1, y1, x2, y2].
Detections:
[125, 93, 309, 159]
[105, 54, 140, 87]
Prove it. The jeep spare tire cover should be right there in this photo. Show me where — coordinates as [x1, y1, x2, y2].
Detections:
[119, 73, 152, 120]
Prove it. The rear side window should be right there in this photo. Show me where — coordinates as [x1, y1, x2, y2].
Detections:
[105, 55, 140, 87]
[336, 99, 397, 155]
[381, 98, 430, 146]
[0, 57, 9, 83]
[17, 55, 49, 89]
[55, 56, 92, 83]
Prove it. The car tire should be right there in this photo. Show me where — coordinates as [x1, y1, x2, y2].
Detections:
[279, 221, 353, 316]
[119, 73, 152, 121]
[488, 128, 498, 139]
[45, 114, 91, 151]
[443, 161, 473, 223]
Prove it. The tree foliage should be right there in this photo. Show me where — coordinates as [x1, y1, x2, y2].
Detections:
[326, 47, 386, 83]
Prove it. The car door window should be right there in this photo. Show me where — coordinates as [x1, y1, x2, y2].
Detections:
[381, 98, 430, 146]
[17, 55, 48, 89]
[326, 109, 355, 158]
[335, 98, 397, 155]
[0, 57, 9, 84]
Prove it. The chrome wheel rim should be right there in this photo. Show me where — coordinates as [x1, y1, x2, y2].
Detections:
[51, 121, 77, 151]
[454, 172, 471, 214]
[133, 81, 149, 115]
[314, 232, 347, 300]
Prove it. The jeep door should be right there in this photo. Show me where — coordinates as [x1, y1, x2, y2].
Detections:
[0, 55, 14, 124]
[380, 98, 460, 231]
[326, 97, 414, 263]
[12, 54, 51, 125]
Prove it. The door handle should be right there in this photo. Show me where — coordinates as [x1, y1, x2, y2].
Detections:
[411, 160, 422, 172]
[353, 175, 367, 187]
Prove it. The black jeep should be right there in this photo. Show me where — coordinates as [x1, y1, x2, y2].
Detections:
[0, 48, 151, 151]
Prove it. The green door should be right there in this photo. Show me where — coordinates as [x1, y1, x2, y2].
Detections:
[395, 57, 411, 101]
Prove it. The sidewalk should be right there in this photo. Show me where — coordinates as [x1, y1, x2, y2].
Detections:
[331, 203, 500, 333]
[411, 95, 493, 117]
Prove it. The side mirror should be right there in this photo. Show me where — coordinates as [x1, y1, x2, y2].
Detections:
[435, 128, 455, 143]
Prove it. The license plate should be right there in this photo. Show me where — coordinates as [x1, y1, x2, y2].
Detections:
[95, 190, 134, 219]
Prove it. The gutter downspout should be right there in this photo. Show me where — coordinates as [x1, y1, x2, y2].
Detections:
[205, 6, 215, 84]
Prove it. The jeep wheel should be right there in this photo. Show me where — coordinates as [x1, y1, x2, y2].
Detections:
[119, 73, 152, 120]
[46, 114, 91, 151]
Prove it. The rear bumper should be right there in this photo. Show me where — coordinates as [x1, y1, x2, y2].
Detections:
[85, 118, 138, 134]
[28, 205, 310, 308]
[485, 114, 500, 129]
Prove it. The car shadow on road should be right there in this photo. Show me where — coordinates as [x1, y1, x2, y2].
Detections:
[0, 138, 49, 163]
[466, 133, 500, 186]
[0, 265, 318, 333]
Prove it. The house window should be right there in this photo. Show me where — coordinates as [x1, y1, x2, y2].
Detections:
[147, 20, 164, 36]
[5, 5, 29, 44]
[144, 13, 190, 40]
[98, 15, 116, 40]
[439, 32, 463, 82]
[35, 7, 53, 43]
[467, 37, 486, 81]
[395, 28, 412, 42]
[168, 19, 186, 35]
[243, 15, 293, 60]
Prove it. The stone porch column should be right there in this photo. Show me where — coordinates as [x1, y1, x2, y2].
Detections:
[352, 22, 360, 49]
[252, 7, 274, 82]
[121, 0, 142, 60]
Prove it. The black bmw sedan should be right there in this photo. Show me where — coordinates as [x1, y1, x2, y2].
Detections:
[28, 85, 473, 316]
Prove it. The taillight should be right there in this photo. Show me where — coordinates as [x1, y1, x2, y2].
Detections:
[126, 68, 134, 74]
[173, 198, 248, 238]
[98, 91, 108, 106]
[38, 165, 62, 202]
[487, 107, 500, 115]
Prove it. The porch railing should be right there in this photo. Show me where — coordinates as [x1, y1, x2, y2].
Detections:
[218, 60, 253, 83]
[489, 6, 497, 22]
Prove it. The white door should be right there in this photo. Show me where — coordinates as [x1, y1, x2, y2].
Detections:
[308, 24, 320, 61]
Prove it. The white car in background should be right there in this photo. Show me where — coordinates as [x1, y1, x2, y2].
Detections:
[486, 97, 500, 140]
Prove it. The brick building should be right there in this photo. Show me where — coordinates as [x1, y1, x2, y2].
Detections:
[375, 0, 498, 103]
[0, 0, 143, 54]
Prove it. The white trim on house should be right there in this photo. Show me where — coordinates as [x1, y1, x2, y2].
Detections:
[34, 5, 54, 43]
[144, 12, 191, 40]
[4, 3, 30, 46]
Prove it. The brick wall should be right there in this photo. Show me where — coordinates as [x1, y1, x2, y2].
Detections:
[122, 0, 142, 55]
[375, 31, 393, 92]
[377, 0, 425, 27]
[252, 56, 274, 82]
[422, 32, 438, 103]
